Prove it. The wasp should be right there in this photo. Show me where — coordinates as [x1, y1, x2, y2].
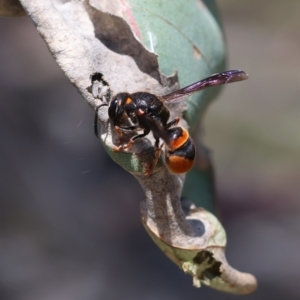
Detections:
[94, 70, 248, 175]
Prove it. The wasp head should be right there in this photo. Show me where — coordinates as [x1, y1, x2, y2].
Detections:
[108, 93, 133, 126]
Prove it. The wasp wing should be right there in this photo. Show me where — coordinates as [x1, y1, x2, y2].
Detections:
[161, 70, 248, 104]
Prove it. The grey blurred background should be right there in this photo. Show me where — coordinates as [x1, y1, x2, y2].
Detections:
[0, 1, 300, 299]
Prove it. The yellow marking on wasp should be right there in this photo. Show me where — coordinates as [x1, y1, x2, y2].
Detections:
[166, 155, 194, 174]
[125, 97, 133, 104]
[169, 128, 189, 150]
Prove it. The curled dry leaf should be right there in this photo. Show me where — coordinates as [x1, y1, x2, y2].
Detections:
[18, 0, 257, 294]
[141, 199, 257, 294]
[0, 0, 26, 16]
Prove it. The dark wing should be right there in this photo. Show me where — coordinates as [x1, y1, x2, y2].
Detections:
[160, 70, 248, 103]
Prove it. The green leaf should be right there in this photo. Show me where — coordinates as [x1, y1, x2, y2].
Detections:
[127, 0, 226, 129]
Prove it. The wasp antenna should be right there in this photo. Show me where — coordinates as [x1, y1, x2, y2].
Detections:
[94, 103, 108, 138]
[161, 70, 248, 103]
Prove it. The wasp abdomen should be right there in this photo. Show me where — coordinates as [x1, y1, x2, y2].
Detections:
[165, 127, 189, 150]
[165, 127, 195, 174]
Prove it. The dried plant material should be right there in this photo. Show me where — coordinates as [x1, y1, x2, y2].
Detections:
[18, 0, 256, 294]
[142, 203, 257, 294]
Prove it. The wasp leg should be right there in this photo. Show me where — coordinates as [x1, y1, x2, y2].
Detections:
[113, 128, 150, 152]
[113, 126, 124, 145]
[94, 103, 108, 138]
[114, 125, 140, 145]
[119, 125, 139, 131]
[145, 138, 164, 176]
[165, 117, 180, 129]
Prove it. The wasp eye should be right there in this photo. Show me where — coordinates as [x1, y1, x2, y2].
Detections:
[108, 98, 118, 120]
[108, 93, 129, 124]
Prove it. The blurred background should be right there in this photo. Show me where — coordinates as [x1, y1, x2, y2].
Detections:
[0, 1, 300, 299]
